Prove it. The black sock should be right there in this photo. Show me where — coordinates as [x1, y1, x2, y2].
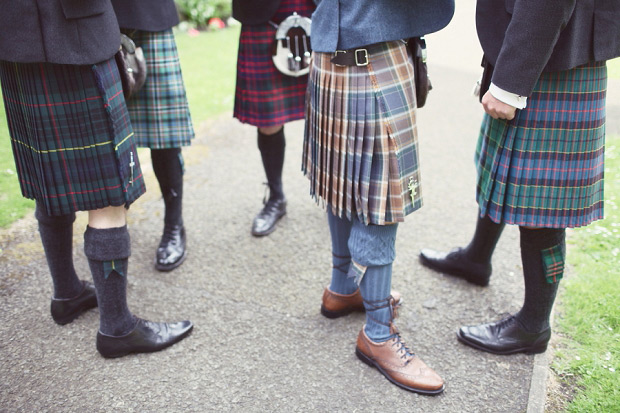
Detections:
[151, 148, 184, 227]
[35, 202, 83, 299]
[257, 128, 285, 201]
[84, 225, 135, 336]
[463, 213, 505, 264]
[515, 227, 565, 333]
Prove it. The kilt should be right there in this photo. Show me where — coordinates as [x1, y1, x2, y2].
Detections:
[476, 61, 607, 228]
[0, 58, 145, 216]
[123, 29, 194, 149]
[233, 0, 315, 128]
[303, 41, 422, 226]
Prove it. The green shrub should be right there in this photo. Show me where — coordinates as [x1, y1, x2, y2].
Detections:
[175, 0, 231, 29]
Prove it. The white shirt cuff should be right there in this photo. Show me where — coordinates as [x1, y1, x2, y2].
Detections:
[489, 83, 527, 109]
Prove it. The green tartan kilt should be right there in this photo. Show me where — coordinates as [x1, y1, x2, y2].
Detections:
[122, 29, 195, 149]
[0, 58, 146, 216]
[476, 61, 607, 228]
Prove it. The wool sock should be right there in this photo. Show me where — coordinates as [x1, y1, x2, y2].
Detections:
[327, 209, 357, 294]
[35, 202, 83, 299]
[151, 147, 184, 227]
[360, 264, 394, 342]
[515, 227, 565, 333]
[257, 128, 285, 201]
[463, 213, 505, 264]
[84, 225, 136, 336]
[348, 220, 398, 342]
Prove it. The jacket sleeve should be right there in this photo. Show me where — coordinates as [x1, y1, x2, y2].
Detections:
[488, 0, 576, 97]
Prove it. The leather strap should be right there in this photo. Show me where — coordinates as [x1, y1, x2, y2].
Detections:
[330, 44, 384, 67]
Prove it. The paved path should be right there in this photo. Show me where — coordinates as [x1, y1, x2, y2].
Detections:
[1, 2, 619, 411]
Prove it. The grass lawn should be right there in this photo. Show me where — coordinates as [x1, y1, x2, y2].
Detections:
[0, 25, 240, 228]
[546, 56, 620, 412]
[552, 134, 620, 412]
[0, 98, 35, 227]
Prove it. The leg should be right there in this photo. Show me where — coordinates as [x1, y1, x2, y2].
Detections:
[419, 212, 504, 286]
[251, 126, 287, 236]
[84, 206, 193, 358]
[320, 209, 364, 318]
[151, 147, 187, 271]
[35, 201, 98, 325]
[515, 227, 564, 333]
[456, 226, 565, 355]
[349, 220, 444, 395]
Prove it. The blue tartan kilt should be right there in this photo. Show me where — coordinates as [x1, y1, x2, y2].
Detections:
[303, 41, 422, 225]
[0, 58, 146, 216]
[122, 29, 194, 149]
[475, 61, 607, 228]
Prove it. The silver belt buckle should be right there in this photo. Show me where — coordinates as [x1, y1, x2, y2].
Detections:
[333, 50, 347, 67]
[355, 48, 369, 66]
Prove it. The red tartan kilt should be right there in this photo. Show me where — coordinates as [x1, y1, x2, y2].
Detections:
[233, 0, 315, 128]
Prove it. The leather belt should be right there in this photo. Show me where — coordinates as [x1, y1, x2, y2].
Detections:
[330, 44, 384, 67]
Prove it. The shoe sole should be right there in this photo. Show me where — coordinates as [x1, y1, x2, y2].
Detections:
[456, 330, 548, 355]
[419, 255, 490, 287]
[355, 347, 445, 396]
[155, 249, 188, 272]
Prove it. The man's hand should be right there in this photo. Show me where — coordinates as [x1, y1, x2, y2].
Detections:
[482, 91, 517, 120]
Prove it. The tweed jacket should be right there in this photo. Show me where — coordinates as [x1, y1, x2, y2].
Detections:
[477, 0, 620, 97]
[111, 0, 179, 32]
[0, 0, 120, 65]
[232, 0, 282, 25]
[311, 0, 455, 53]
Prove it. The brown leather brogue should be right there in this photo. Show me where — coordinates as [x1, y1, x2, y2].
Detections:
[320, 287, 365, 318]
[321, 288, 402, 319]
[355, 325, 445, 395]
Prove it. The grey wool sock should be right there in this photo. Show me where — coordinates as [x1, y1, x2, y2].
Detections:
[84, 225, 136, 336]
[35, 202, 83, 299]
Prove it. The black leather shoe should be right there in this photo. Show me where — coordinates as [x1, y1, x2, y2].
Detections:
[51, 281, 98, 325]
[155, 225, 187, 272]
[457, 315, 550, 355]
[251, 198, 286, 237]
[419, 247, 491, 286]
[96, 318, 193, 358]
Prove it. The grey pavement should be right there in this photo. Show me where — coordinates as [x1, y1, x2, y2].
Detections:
[2, 2, 620, 412]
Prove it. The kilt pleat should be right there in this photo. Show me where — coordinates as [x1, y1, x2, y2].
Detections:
[303, 41, 421, 225]
[233, 0, 315, 128]
[476, 61, 607, 228]
[123, 29, 194, 149]
[0, 58, 145, 216]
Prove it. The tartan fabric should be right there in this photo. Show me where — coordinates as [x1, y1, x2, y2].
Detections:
[123, 29, 194, 149]
[476, 61, 607, 228]
[303, 41, 422, 225]
[233, 0, 315, 128]
[541, 243, 565, 284]
[103, 259, 125, 279]
[0, 58, 145, 216]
